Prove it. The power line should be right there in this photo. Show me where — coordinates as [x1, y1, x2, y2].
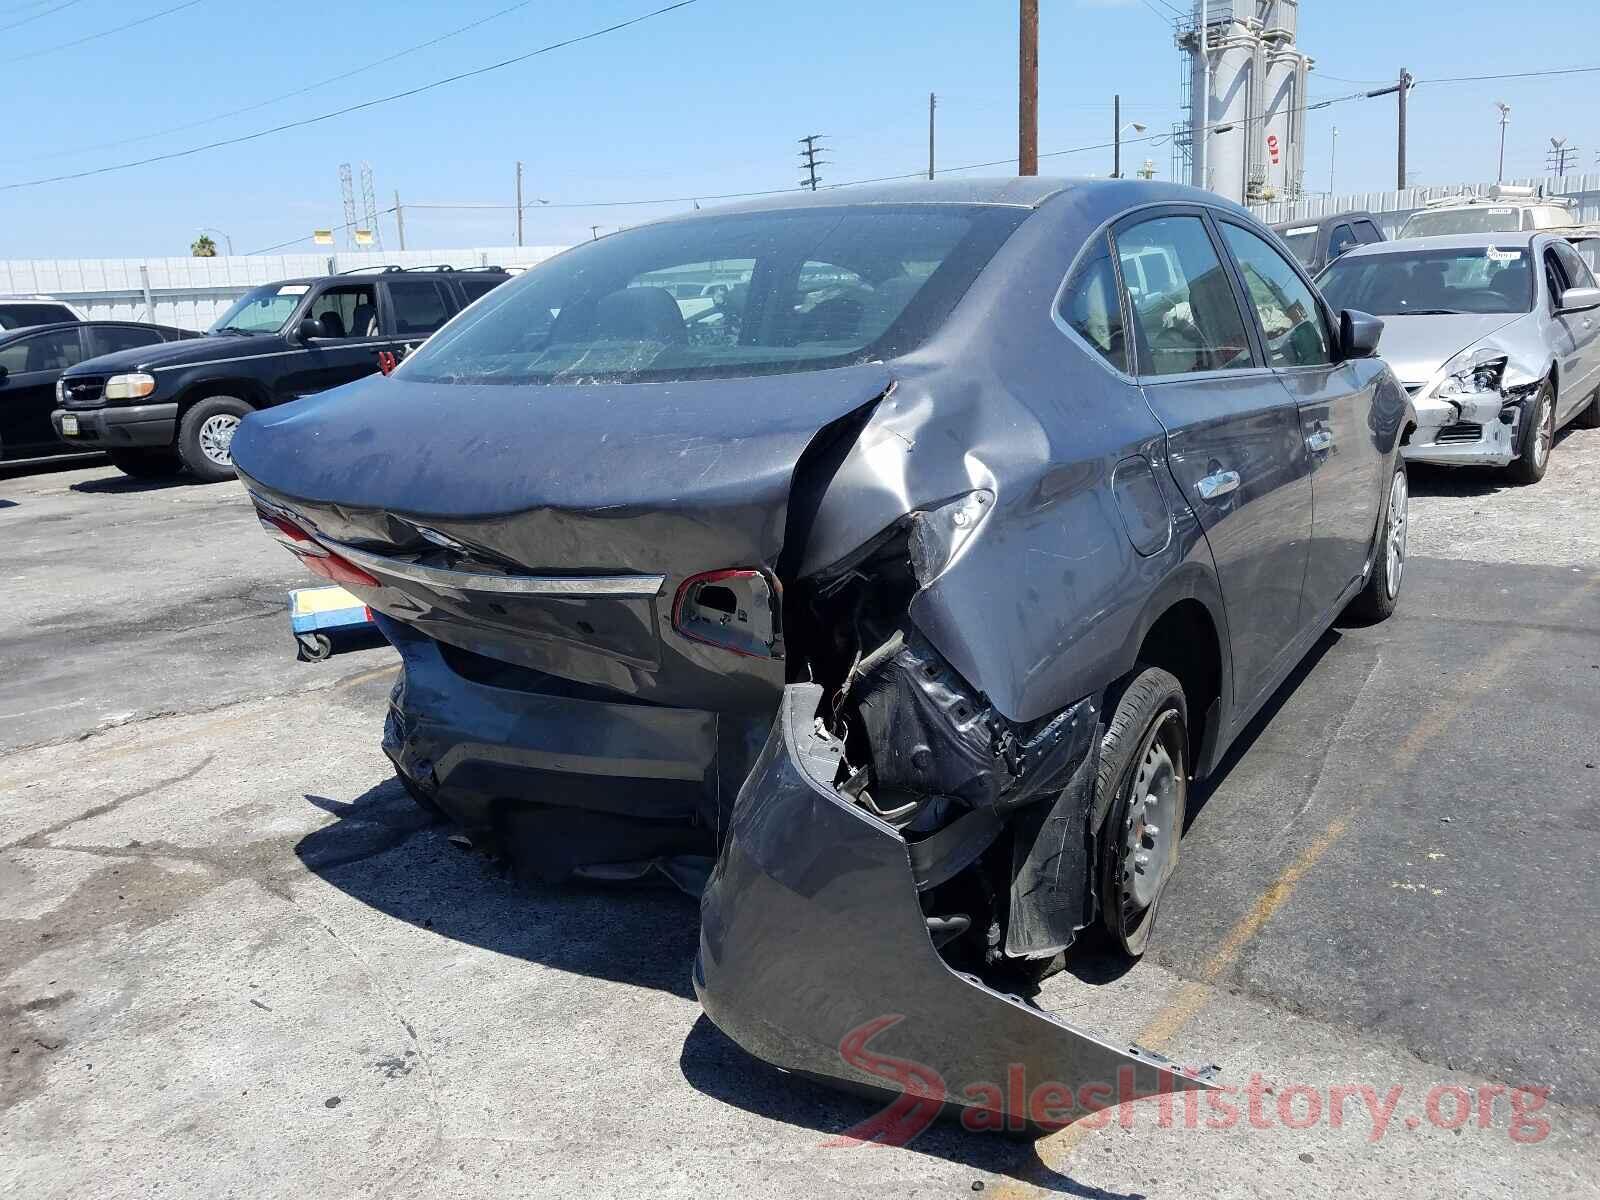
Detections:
[1423, 64, 1600, 85]
[3, 0, 546, 165]
[0, 0, 702, 193]
[3, 0, 208, 64]
[0, 0, 82, 31]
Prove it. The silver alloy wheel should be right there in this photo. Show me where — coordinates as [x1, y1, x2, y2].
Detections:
[1533, 388, 1554, 469]
[1120, 712, 1182, 912]
[1385, 468, 1408, 600]
[197, 413, 240, 466]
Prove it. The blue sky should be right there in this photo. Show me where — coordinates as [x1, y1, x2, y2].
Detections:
[1, 0, 1594, 258]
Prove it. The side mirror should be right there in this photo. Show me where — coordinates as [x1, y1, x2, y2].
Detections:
[1339, 308, 1384, 359]
[1558, 285, 1600, 314]
[294, 317, 322, 344]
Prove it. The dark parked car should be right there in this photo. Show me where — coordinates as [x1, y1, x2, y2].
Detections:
[0, 321, 195, 466]
[52, 265, 511, 482]
[233, 179, 1409, 1127]
[1272, 210, 1386, 274]
[0, 296, 86, 329]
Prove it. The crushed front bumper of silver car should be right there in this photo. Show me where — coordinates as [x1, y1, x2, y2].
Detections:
[695, 683, 1218, 1135]
[1401, 391, 1521, 467]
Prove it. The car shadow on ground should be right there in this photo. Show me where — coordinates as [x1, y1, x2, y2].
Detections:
[295, 779, 1145, 1196]
[71, 473, 201, 495]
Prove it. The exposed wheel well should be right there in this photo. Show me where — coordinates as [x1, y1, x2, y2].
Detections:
[1399, 419, 1416, 447]
[1134, 599, 1223, 772]
[177, 380, 265, 419]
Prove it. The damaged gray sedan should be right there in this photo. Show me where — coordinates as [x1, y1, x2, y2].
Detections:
[231, 178, 1410, 1128]
[1318, 232, 1600, 484]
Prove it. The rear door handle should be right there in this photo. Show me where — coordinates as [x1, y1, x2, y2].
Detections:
[1196, 470, 1240, 500]
[1307, 429, 1334, 453]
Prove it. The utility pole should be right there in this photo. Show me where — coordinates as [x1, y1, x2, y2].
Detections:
[1365, 69, 1413, 190]
[1495, 103, 1511, 182]
[1113, 94, 1121, 178]
[590, 225, 602, 241]
[798, 134, 826, 191]
[1196, 0, 1208, 190]
[1547, 137, 1578, 176]
[1019, 0, 1038, 175]
[1329, 126, 1339, 195]
[928, 92, 937, 180]
[515, 161, 524, 247]
[393, 190, 406, 251]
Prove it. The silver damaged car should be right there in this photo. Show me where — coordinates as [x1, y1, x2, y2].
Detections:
[1318, 232, 1600, 483]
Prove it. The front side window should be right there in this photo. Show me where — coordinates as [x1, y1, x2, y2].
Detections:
[306, 285, 378, 339]
[1552, 241, 1597, 291]
[386, 281, 451, 335]
[398, 205, 1027, 385]
[0, 328, 82, 374]
[1318, 246, 1534, 317]
[1056, 238, 1127, 372]
[1327, 225, 1358, 262]
[1220, 222, 1331, 368]
[1114, 214, 1252, 377]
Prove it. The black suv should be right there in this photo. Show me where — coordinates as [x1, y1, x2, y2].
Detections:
[52, 265, 510, 481]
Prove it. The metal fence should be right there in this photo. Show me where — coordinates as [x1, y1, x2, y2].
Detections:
[1250, 173, 1600, 236]
[0, 246, 567, 330]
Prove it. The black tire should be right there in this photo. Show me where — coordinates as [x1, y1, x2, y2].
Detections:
[1504, 380, 1555, 486]
[176, 395, 252, 483]
[1096, 666, 1188, 959]
[106, 448, 181, 479]
[1573, 387, 1600, 430]
[1346, 459, 1408, 623]
[295, 633, 333, 662]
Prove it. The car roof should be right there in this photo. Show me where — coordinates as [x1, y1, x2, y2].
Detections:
[0, 320, 86, 341]
[1271, 210, 1376, 233]
[1337, 231, 1546, 258]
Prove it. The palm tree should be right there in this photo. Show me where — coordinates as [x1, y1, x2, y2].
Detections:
[191, 234, 217, 257]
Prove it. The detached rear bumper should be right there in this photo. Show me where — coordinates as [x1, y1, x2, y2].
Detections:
[377, 614, 769, 882]
[696, 683, 1216, 1133]
[52, 403, 178, 449]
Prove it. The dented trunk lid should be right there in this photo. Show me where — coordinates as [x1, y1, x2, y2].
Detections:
[232, 364, 894, 710]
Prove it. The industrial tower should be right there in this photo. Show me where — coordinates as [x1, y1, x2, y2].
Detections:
[1175, 0, 1313, 204]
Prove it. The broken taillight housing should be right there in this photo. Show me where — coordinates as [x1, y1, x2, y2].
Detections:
[672, 568, 782, 658]
[254, 503, 379, 589]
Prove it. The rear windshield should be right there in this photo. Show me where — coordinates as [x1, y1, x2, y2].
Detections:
[1400, 207, 1522, 237]
[398, 205, 1027, 385]
[0, 303, 77, 329]
[1277, 227, 1317, 265]
[1318, 246, 1533, 316]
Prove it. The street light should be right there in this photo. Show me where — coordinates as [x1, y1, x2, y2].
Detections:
[1495, 102, 1511, 183]
[1114, 118, 1147, 178]
[198, 227, 233, 256]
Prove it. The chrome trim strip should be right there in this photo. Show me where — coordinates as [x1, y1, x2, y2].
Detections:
[321, 538, 665, 598]
[148, 341, 392, 372]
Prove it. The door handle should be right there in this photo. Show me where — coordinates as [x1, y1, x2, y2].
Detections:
[1196, 470, 1240, 500]
[1307, 428, 1334, 453]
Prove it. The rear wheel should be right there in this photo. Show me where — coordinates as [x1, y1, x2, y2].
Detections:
[177, 395, 251, 483]
[1505, 380, 1555, 485]
[107, 448, 181, 479]
[1097, 667, 1188, 959]
[1346, 461, 1407, 623]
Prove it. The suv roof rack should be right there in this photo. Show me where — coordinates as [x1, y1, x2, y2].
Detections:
[338, 264, 408, 274]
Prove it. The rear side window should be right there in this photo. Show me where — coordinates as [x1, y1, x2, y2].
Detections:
[1354, 220, 1384, 244]
[1056, 239, 1127, 372]
[92, 325, 164, 355]
[1220, 223, 1331, 368]
[1115, 214, 1252, 376]
[458, 279, 504, 303]
[1327, 225, 1358, 261]
[386, 281, 452, 335]
[0, 303, 76, 330]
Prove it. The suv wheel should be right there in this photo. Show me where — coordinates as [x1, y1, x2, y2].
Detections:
[1505, 380, 1555, 485]
[1097, 666, 1188, 959]
[177, 396, 252, 483]
[106, 448, 181, 480]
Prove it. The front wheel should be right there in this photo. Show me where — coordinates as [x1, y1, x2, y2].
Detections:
[177, 395, 252, 483]
[1346, 460, 1407, 623]
[1504, 380, 1555, 486]
[1097, 666, 1188, 959]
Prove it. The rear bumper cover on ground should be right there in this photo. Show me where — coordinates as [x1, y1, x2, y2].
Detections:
[695, 683, 1216, 1131]
[51, 403, 178, 449]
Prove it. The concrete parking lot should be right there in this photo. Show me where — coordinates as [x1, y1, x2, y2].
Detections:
[2, 436, 1597, 1199]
